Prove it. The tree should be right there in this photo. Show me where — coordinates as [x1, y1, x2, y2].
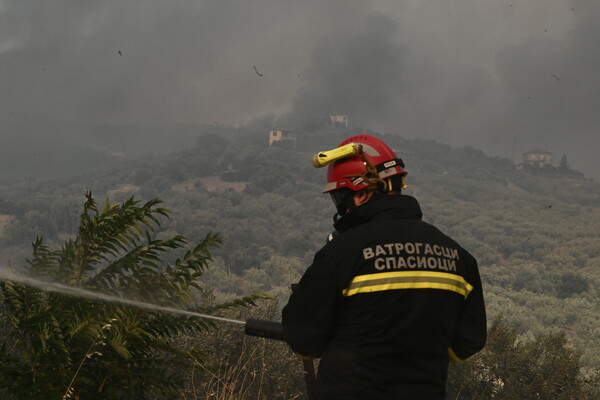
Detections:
[0, 191, 264, 399]
[559, 153, 570, 172]
[447, 317, 599, 399]
[556, 271, 590, 299]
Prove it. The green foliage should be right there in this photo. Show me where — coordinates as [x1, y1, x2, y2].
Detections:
[1, 124, 600, 382]
[556, 272, 590, 299]
[447, 317, 600, 399]
[0, 192, 263, 399]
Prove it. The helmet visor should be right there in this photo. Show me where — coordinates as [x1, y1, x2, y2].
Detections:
[329, 189, 354, 216]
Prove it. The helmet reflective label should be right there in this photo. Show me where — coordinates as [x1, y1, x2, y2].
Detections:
[361, 144, 381, 157]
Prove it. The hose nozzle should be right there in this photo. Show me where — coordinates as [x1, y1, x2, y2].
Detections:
[311, 143, 362, 168]
[245, 319, 283, 341]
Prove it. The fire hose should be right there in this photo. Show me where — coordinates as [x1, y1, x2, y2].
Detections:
[245, 318, 316, 400]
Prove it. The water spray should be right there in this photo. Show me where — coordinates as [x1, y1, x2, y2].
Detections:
[0, 269, 286, 337]
[0, 268, 245, 325]
[0, 269, 314, 398]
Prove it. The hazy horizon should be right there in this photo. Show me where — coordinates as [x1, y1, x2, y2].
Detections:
[1, 0, 598, 180]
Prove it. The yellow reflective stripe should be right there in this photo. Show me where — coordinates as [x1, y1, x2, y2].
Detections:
[448, 347, 462, 363]
[342, 271, 473, 298]
[344, 281, 468, 296]
[294, 352, 315, 361]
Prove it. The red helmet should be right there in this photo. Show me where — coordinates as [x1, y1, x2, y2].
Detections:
[323, 135, 407, 193]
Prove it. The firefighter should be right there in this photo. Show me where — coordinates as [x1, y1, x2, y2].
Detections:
[282, 135, 486, 400]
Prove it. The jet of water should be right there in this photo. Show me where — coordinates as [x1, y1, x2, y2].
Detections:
[0, 268, 245, 325]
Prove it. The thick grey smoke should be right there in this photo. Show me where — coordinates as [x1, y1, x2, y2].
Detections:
[0, 0, 311, 124]
[0, 0, 598, 179]
[278, 12, 407, 130]
[488, 0, 600, 175]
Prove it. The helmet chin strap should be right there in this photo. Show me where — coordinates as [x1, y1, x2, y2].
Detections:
[333, 212, 341, 223]
[341, 147, 388, 193]
[328, 144, 404, 221]
[332, 200, 357, 222]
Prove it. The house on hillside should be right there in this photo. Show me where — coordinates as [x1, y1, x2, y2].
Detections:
[269, 128, 296, 147]
[330, 114, 349, 127]
[523, 149, 553, 168]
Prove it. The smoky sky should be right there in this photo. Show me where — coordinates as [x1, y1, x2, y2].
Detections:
[1, 0, 599, 179]
[278, 11, 407, 130]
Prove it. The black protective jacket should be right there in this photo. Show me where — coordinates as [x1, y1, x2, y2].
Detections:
[282, 194, 486, 400]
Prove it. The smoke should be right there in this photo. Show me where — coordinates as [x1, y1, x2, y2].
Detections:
[0, 0, 318, 124]
[280, 1, 599, 178]
[488, 0, 600, 174]
[278, 12, 407, 131]
[0, 0, 598, 179]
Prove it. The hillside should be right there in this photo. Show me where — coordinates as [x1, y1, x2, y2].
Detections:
[1, 126, 599, 367]
[0, 115, 224, 185]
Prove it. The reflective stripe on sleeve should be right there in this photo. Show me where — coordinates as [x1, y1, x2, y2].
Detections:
[448, 348, 463, 363]
[342, 271, 474, 298]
